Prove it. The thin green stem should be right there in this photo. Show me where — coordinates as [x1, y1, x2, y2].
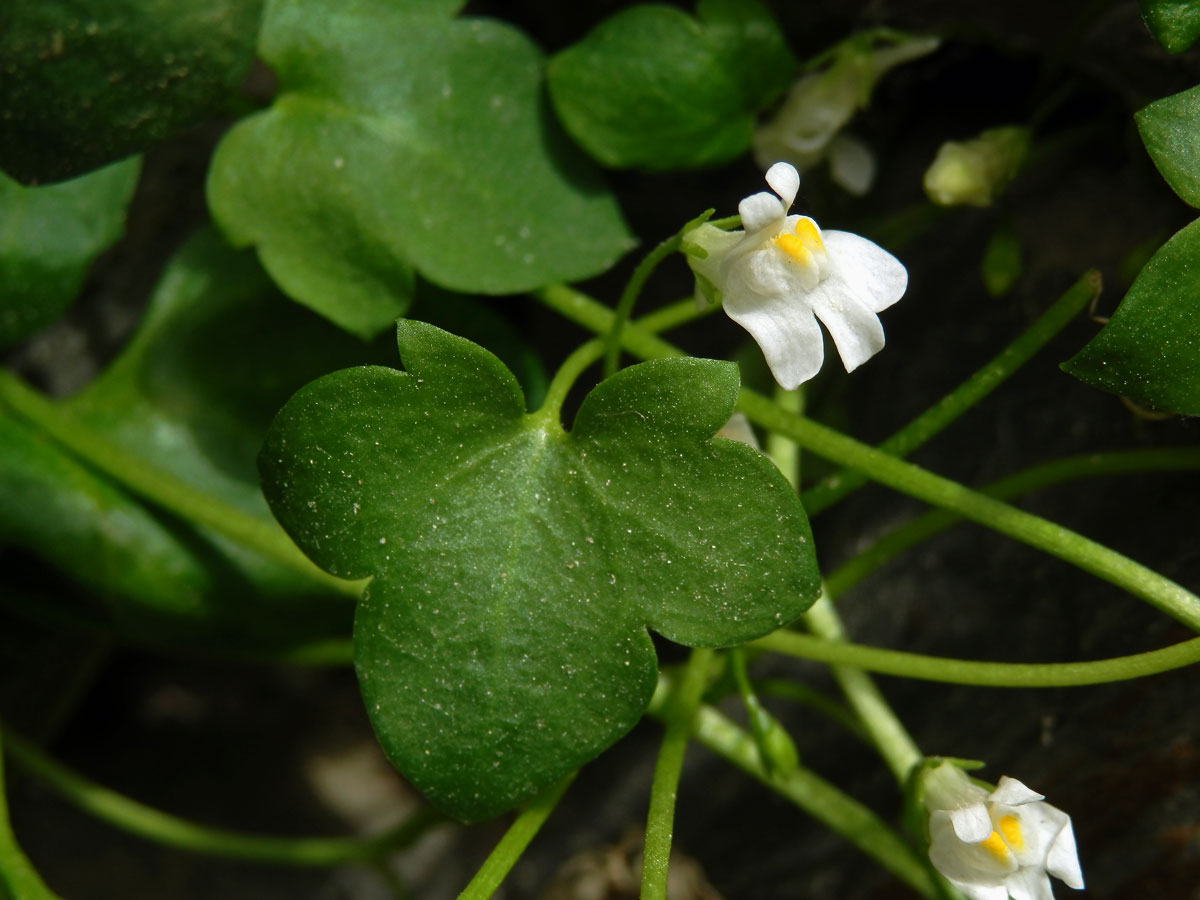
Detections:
[801, 271, 1102, 516]
[532, 283, 1200, 633]
[644, 696, 941, 899]
[0, 724, 65, 900]
[752, 630, 1200, 687]
[1, 727, 442, 866]
[0, 370, 362, 600]
[456, 772, 576, 900]
[634, 297, 719, 334]
[766, 385, 803, 488]
[755, 679, 869, 741]
[804, 596, 923, 782]
[825, 447, 1200, 599]
[641, 647, 714, 900]
[604, 234, 685, 377]
[537, 338, 603, 425]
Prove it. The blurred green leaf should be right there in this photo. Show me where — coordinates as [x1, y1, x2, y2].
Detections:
[260, 321, 820, 821]
[0, 160, 140, 348]
[0, 0, 262, 184]
[980, 225, 1022, 297]
[1137, 84, 1200, 208]
[208, 0, 633, 339]
[547, 0, 796, 170]
[1062, 219, 1200, 414]
[1138, 0, 1200, 53]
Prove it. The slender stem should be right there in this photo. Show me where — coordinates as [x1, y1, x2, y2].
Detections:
[801, 271, 1102, 515]
[755, 679, 869, 741]
[752, 630, 1200, 687]
[646, 698, 941, 899]
[604, 235, 685, 377]
[634, 297, 719, 335]
[0, 370, 362, 600]
[826, 447, 1200, 599]
[766, 385, 803, 488]
[641, 647, 714, 900]
[0, 724, 65, 900]
[536, 338, 603, 425]
[1, 728, 442, 866]
[456, 773, 576, 900]
[804, 596, 923, 782]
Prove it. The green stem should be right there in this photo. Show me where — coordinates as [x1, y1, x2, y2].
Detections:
[0, 371, 362, 600]
[752, 630, 1200, 687]
[755, 679, 869, 741]
[801, 271, 1102, 515]
[537, 338, 603, 425]
[604, 234, 685, 377]
[645, 697, 941, 899]
[0, 724, 65, 900]
[826, 447, 1200, 599]
[641, 647, 714, 900]
[766, 385, 803, 488]
[634, 297, 719, 335]
[803, 596, 923, 782]
[534, 283, 1200, 630]
[456, 773, 576, 900]
[1, 728, 441, 866]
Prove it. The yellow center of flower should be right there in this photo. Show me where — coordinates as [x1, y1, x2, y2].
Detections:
[979, 815, 1024, 862]
[773, 218, 826, 269]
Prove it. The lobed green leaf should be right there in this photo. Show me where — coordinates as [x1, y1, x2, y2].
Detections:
[1062, 219, 1200, 414]
[1138, 0, 1200, 53]
[260, 321, 820, 821]
[546, 0, 796, 171]
[1137, 84, 1200, 208]
[208, 0, 633, 338]
[0, 160, 140, 348]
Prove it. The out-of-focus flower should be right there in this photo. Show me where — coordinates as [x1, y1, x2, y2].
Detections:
[753, 32, 939, 195]
[685, 162, 906, 389]
[923, 126, 1031, 207]
[922, 761, 1085, 900]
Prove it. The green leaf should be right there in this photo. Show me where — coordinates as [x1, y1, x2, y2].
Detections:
[0, 160, 140, 348]
[1137, 84, 1200, 208]
[547, 0, 796, 171]
[1062, 218, 1200, 414]
[1139, 0, 1200, 53]
[208, 0, 633, 339]
[980, 225, 1022, 297]
[260, 321, 820, 821]
[0, 0, 262, 184]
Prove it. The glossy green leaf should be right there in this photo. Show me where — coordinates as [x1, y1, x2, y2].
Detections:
[1137, 84, 1200, 207]
[0, 0, 262, 184]
[260, 322, 820, 821]
[208, 0, 633, 339]
[547, 0, 796, 171]
[1062, 219, 1200, 414]
[1139, 0, 1200, 53]
[0, 160, 140, 348]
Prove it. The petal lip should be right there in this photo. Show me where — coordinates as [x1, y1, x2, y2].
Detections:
[1046, 821, 1085, 889]
[722, 290, 824, 390]
[822, 230, 908, 313]
[949, 803, 995, 843]
[990, 777, 1045, 806]
[739, 191, 785, 233]
[804, 276, 886, 372]
[764, 161, 801, 210]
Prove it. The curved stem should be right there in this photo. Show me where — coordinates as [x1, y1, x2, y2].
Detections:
[825, 447, 1200, 599]
[801, 270, 1101, 516]
[646, 697, 941, 899]
[0, 724, 65, 900]
[751, 630, 1200, 687]
[456, 773, 576, 900]
[641, 647, 713, 900]
[1, 727, 442, 866]
[604, 235, 685, 378]
[536, 339, 604, 426]
[635, 296, 719, 335]
[533, 283, 1200, 634]
[0, 370, 362, 600]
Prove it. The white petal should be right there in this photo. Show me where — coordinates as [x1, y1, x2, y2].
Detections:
[949, 804, 995, 843]
[739, 191, 786, 233]
[953, 882, 1011, 900]
[1005, 867, 1057, 900]
[991, 777, 1045, 806]
[765, 162, 800, 210]
[722, 291, 824, 389]
[822, 230, 908, 313]
[1046, 820, 1084, 889]
[828, 133, 876, 196]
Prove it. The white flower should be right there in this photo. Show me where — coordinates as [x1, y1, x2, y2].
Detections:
[685, 162, 907, 389]
[753, 34, 939, 195]
[922, 762, 1085, 900]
